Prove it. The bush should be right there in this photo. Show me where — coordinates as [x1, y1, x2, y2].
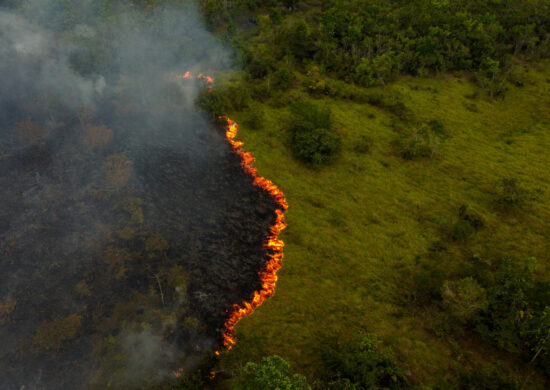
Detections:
[196, 88, 227, 123]
[446, 220, 475, 242]
[458, 204, 484, 230]
[274, 68, 293, 90]
[428, 119, 446, 137]
[196, 84, 250, 124]
[354, 135, 373, 154]
[446, 204, 484, 242]
[441, 277, 488, 324]
[365, 92, 411, 120]
[392, 131, 432, 160]
[456, 366, 518, 390]
[495, 178, 540, 211]
[244, 106, 266, 130]
[321, 333, 407, 390]
[239, 355, 310, 390]
[288, 102, 341, 165]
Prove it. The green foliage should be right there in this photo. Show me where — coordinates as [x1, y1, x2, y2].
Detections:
[454, 366, 519, 390]
[495, 178, 540, 211]
[353, 135, 372, 154]
[239, 355, 310, 390]
[288, 102, 341, 165]
[365, 92, 411, 120]
[321, 334, 407, 389]
[274, 68, 293, 90]
[440, 256, 550, 373]
[196, 84, 250, 124]
[244, 105, 266, 130]
[446, 205, 484, 242]
[285, 18, 316, 61]
[392, 124, 440, 160]
[355, 53, 396, 87]
[441, 277, 488, 324]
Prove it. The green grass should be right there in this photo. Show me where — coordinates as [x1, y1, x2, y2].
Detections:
[218, 63, 550, 387]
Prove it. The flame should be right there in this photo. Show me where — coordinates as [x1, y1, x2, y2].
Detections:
[170, 72, 287, 369]
[197, 73, 214, 84]
[218, 117, 288, 351]
[173, 71, 213, 89]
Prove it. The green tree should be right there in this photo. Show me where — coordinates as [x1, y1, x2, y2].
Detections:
[322, 334, 407, 389]
[288, 102, 341, 165]
[240, 355, 310, 390]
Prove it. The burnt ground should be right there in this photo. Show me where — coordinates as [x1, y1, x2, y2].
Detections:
[0, 101, 278, 389]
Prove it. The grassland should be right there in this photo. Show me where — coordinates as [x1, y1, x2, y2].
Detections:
[217, 62, 550, 387]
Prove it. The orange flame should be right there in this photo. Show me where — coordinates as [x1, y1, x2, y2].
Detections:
[171, 72, 287, 368]
[174, 71, 213, 89]
[218, 118, 288, 351]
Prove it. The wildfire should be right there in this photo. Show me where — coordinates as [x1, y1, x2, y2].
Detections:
[218, 117, 288, 351]
[173, 71, 213, 89]
[172, 71, 287, 368]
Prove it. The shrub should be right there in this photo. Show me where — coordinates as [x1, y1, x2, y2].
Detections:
[456, 366, 518, 390]
[288, 102, 341, 165]
[274, 68, 293, 90]
[365, 92, 412, 120]
[392, 131, 432, 160]
[354, 135, 373, 154]
[446, 219, 475, 242]
[428, 119, 446, 136]
[495, 178, 540, 211]
[244, 106, 266, 130]
[225, 84, 251, 111]
[458, 204, 484, 230]
[240, 355, 310, 390]
[321, 333, 407, 390]
[196, 88, 227, 123]
[445, 204, 484, 242]
[441, 277, 488, 324]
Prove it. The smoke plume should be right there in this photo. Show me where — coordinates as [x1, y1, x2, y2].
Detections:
[0, 1, 276, 388]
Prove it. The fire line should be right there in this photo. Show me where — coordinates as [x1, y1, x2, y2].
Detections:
[218, 117, 288, 352]
[175, 71, 288, 356]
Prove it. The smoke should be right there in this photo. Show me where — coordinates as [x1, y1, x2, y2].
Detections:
[0, 1, 277, 389]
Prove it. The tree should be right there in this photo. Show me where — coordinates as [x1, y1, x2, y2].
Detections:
[322, 334, 407, 389]
[288, 102, 341, 165]
[240, 355, 310, 390]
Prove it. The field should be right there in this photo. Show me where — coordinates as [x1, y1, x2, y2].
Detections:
[218, 62, 550, 386]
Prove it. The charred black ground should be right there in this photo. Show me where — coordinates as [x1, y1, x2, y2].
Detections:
[0, 2, 275, 388]
[0, 86, 278, 389]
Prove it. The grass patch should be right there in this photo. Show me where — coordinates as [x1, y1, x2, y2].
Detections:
[218, 63, 550, 388]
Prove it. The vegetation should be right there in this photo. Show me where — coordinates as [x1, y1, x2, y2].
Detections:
[321, 333, 407, 389]
[197, 0, 550, 388]
[288, 102, 341, 165]
[3, 0, 550, 388]
[213, 66, 550, 389]
[238, 355, 310, 390]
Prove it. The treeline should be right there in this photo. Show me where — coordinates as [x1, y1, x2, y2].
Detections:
[202, 0, 550, 95]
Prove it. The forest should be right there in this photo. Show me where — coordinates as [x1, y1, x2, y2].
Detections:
[0, 0, 549, 389]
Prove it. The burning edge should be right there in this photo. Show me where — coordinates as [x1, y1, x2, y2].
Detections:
[217, 117, 288, 353]
[172, 71, 287, 361]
